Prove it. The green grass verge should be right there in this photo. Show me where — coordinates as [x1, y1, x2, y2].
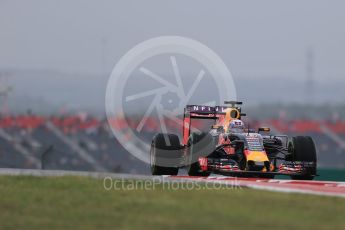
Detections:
[0, 176, 344, 230]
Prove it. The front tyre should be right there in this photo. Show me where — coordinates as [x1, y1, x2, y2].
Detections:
[151, 133, 181, 175]
[288, 136, 317, 180]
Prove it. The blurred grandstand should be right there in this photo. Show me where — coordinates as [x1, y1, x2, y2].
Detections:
[0, 111, 345, 174]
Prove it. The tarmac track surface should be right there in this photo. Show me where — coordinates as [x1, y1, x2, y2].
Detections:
[0, 168, 344, 198]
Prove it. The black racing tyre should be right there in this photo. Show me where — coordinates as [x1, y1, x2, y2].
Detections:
[150, 133, 181, 175]
[186, 132, 214, 177]
[288, 136, 317, 180]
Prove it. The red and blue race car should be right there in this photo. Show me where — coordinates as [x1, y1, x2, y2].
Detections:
[150, 101, 317, 180]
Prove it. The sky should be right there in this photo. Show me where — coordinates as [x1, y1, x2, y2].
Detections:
[0, 0, 344, 112]
[1, 0, 345, 78]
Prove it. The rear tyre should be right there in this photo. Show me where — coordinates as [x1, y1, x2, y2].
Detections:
[186, 132, 214, 177]
[288, 136, 317, 180]
[151, 133, 181, 175]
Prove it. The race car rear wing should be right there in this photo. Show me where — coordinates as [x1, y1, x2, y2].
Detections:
[186, 105, 229, 117]
[182, 103, 245, 145]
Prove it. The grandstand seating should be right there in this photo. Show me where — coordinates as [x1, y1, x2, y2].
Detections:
[0, 114, 344, 173]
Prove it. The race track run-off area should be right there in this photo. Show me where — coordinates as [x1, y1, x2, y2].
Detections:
[0, 168, 345, 198]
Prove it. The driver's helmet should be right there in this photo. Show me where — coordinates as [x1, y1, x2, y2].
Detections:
[228, 119, 244, 133]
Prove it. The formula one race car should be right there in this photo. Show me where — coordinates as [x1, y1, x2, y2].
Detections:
[150, 101, 317, 180]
